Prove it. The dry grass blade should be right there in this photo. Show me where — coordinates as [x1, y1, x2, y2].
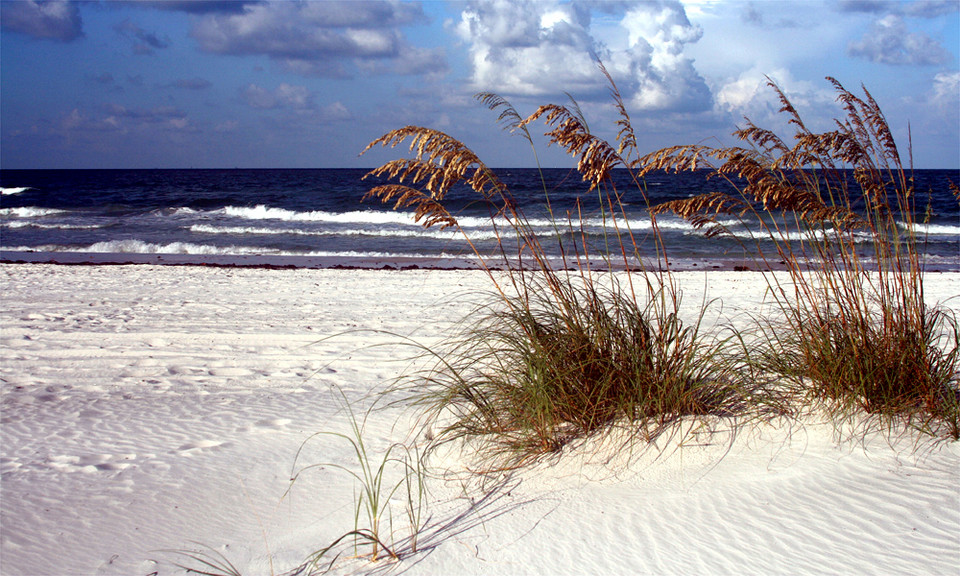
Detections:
[361, 126, 507, 201]
[477, 92, 535, 145]
[362, 184, 458, 229]
[652, 191, 750, 238]
[597, 60, 640, 167]
[521, 103, 622, 190]
[638, 144, 713, 175]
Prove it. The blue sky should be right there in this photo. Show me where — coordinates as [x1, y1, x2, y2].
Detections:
[2, 0, 958, 169]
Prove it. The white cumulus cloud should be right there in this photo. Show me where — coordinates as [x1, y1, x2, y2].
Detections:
[714, 67, 837, 131]
[189, 0, 440, 77]
[930, 71, 960, 122]
[456, 0, 712, 113]
[241, 84, 314, 110]
[848, 14, 952, 65]
[0, 0, 83, 42]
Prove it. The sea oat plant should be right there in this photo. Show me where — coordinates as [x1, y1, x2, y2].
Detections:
[642, 77, 960, 440]
[360, 63, 775, 468]
[287, 391, 429, 572]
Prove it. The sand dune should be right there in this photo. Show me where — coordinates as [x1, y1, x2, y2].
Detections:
[1, 264, 957, 575]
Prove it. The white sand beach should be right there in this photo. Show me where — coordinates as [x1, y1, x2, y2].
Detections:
[1, 264, 958, 576]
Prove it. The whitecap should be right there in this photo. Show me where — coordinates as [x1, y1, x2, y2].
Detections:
[908, 222, 960, 238]
[3, 221, 102, 230]
[189, 223, 499, 241]
[0, 207, 66, 218]
[0, 242, 474, 261]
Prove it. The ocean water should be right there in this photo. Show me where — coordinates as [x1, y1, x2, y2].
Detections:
[1, 168, 958, 270]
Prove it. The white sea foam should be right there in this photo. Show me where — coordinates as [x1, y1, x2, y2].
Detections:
[214, 204, 672, 232]
[155, 205, 960, 242]
[669, 217, 960, 240]
[217, 205, 505, 229]
[219, 205, 372, 223]
[0, 240, 266, 256]
[189, 223, 500, 241]
[680, 216, 960, 243]
[169, 207, 201, 216]
[0, 241, 467, 260]
[718, 228, 867, 243]
[190, 224, 314, 236]
[4, 221, 102, 230]
[0, 207, 66, 218]
[910, 222, 960, 238]
[86, 240, 266, 255]
[0, 187, 31, 196]
[189, 219, 694, 242]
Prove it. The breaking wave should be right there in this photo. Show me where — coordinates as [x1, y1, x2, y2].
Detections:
[0, 207, 67, 218]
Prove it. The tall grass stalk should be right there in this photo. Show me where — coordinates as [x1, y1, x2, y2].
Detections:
[288, 390, 428, 571]
[361, 61, 777, 469]
[642, 77, 960, 440]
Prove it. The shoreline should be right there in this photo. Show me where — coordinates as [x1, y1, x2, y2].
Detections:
[8, 250, 958, 272]
[0, 250, 485, 271]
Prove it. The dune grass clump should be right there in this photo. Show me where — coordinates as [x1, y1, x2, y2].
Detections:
[360, 65, 777, 468]
[409, 275, 759, 467]
[760, 300, 960, 439]
[642, 77, 960, 440]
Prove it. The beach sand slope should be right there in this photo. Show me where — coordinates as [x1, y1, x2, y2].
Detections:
[1, 265, 957, 575]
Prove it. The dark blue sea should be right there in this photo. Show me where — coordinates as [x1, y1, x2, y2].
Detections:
[1, 169, 958, 270]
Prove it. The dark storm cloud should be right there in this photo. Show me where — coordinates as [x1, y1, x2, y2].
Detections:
[0, 0, 83, 42]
